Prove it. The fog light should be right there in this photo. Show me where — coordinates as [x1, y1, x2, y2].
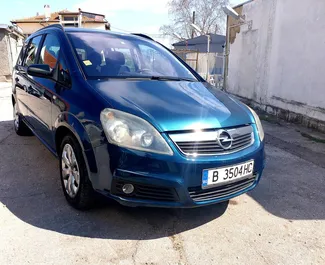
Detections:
[122, 184, 134, 194]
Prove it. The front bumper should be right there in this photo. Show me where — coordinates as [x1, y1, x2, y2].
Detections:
[104, 173, 262, 208]
[91, 133, 266, 208]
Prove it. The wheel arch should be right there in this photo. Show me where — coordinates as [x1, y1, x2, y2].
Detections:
[54, 114, 98, 175]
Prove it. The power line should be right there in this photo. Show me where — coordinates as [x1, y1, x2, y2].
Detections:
[110, 26, 132, 33]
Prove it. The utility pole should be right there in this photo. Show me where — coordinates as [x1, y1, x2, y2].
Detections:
[191, 23, 211, 82]
[191, 11, 196, 38]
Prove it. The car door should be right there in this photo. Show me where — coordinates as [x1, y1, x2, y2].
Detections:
[27, 33, 62, 148]
[51, 50, 72, 138]
[14, 36, 43, 120]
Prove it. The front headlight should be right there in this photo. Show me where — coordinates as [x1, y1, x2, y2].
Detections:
[247, 106, 265, 141]
[100, 108, 173, 155]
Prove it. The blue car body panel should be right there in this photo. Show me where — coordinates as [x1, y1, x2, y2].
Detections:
[87, 79, 254, 132]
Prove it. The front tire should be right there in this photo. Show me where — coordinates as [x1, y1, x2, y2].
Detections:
[13, 103, 32, 136]
[59, 134, 95, 210]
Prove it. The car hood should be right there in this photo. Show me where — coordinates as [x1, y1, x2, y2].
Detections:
[88, 79, 253, 132]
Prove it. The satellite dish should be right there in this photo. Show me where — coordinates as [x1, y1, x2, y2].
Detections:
[222, 5, 241, 20]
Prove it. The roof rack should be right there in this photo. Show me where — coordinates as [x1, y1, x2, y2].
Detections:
[132, 33, 154, 41]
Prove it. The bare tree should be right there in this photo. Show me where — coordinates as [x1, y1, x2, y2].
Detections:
[160, 0, 229, 39]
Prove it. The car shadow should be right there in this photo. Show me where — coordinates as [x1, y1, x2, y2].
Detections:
[1, 120, 324, 241]
[0, 120, 228, 240]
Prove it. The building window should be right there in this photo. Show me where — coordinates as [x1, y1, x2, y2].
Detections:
[63, 16, 76, 21]
[61, 15, 78, 27]
[64, 23, 78, 27]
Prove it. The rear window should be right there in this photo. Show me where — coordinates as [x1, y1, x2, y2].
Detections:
[67, 32, 196, 80]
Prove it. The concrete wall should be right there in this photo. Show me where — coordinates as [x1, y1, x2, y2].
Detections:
[227, 0, 325, 130]
[0, 31, 11, 80]
[0, 30, 23, 81]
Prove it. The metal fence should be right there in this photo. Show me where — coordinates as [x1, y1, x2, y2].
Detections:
[173, 49, 224, 89]
[173, 49, 199, 71]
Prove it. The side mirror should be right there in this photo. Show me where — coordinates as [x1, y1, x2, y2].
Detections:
[27, 64, 52, 78]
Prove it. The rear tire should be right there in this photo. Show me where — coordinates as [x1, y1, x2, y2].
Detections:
[13, 102, 32, 136]
[59, 134, 95, 210]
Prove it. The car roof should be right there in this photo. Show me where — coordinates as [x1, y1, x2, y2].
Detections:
[27, 24, 154, 43]
[64, 27, 123, 36]
[64, 28, 155, 42]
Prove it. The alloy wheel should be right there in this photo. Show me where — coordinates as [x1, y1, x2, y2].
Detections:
[61, 144, 80, 198]
[13, 104, 19, 130]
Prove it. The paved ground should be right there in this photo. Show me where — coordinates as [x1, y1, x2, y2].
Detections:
[0, 82, 324, 265]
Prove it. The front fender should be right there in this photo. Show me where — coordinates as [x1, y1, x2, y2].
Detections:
[54, 112, 100, 186]
[54, 112, 94, 149]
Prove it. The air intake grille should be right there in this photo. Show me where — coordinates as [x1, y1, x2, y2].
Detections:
[188, 175, 257, 202]
[169, 125, 254, 156]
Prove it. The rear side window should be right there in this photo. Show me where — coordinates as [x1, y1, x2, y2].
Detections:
[39, 34, 61, 70]
[24, 35, 42, 67]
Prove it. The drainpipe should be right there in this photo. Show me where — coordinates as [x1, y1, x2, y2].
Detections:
[223, 15, 230, 91]
[206, 34, 210, 81]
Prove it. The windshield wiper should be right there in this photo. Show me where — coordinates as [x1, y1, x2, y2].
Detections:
[93, 76, 198, 82]
[147, 76, 197, 82]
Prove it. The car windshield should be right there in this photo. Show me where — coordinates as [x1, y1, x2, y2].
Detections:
[67, 32, 197, 81]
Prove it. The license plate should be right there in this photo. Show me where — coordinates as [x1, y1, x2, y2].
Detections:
[202, 160, 254, 189]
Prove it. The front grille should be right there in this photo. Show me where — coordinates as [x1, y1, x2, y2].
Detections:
[113, 181, 178, 202]
[169, 125, 254, 156]
[188, 176, 257, 202]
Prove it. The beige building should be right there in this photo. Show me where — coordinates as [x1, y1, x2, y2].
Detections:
[11, 5, 110, 36]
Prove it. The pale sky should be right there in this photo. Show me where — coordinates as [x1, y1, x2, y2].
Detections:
[0, 0, 246, 46]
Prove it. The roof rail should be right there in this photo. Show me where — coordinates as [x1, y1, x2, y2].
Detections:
[35, 23, 64, 33]
[132, 33, 154, 41]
